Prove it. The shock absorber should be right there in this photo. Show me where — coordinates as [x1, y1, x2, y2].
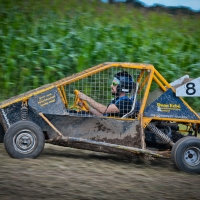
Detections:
[21, 102, 28, 120]
[147, 123, 174, 147]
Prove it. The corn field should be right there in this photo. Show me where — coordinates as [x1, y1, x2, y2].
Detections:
[0, 0, 200, 110]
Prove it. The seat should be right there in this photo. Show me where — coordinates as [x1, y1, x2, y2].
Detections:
[122, 82, 139, 118]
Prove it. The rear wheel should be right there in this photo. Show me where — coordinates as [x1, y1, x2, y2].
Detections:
[171, 136, 200, 173]
[0, 123, 5, 143]
[4, 121, 45, 158]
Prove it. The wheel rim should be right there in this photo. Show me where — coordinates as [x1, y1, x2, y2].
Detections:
[13, 129, 37, 154]
[184, 147, 200, 167]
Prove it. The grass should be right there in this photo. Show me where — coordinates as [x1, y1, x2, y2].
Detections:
[0, 0, 200, 110]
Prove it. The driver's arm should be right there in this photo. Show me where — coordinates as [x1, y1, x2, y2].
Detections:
[89, 104, 119, 116]
[78, 92, 107, 113]
[88, 106, 103, 116]
[78, 92, 119, 114]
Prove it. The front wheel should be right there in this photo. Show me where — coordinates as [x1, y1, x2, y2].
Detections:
[171, 136, 200, 173]
[4, 121, 45, 158]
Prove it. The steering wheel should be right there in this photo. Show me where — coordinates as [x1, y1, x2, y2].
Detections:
[70, 90, 89, 112]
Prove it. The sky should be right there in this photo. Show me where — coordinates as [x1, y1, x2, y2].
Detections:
[101, 0, 200, 11]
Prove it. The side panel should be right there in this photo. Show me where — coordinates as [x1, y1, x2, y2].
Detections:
[28, 87, 66, 115]
[144, 88, 199, 120]
[0, 103, 21, 130]
[45, 114, 142, 148]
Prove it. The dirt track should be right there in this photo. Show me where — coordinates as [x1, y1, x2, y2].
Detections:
[0, 143, 199, 200]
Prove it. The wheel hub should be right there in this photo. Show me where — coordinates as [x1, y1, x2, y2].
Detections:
[184, 147, 200, 166]
[13, 130, 37, 154]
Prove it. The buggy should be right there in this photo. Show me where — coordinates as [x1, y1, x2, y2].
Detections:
[0, 62, 200, 173]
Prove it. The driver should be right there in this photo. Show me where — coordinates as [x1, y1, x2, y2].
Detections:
[78, 71, 136, 117]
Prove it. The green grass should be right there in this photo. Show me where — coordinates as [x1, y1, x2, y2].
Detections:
[0, 0, 200, 110]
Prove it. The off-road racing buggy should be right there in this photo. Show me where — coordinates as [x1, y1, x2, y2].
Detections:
[0, 63, 200, 173]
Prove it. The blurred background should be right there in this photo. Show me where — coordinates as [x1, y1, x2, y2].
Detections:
[0, 0, 200, 110]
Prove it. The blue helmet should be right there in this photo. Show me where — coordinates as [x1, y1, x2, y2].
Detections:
[114, 71, 134, 93]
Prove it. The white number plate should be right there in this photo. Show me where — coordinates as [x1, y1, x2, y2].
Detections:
[176, 77, 200, 97]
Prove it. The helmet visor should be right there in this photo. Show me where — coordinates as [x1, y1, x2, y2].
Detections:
[112, 77, 120, 86]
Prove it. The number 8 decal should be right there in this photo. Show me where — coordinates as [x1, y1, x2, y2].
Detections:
[186, 82, 196, 95]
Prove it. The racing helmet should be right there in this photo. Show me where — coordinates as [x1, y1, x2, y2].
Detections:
[114, 71, 134, 94]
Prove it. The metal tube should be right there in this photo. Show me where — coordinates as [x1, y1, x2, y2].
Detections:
[47, 135, 164, 158]
[39, 113, 63, 137]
